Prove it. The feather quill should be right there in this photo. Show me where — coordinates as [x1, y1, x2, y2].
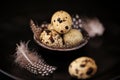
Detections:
[14, 41, 56, 76]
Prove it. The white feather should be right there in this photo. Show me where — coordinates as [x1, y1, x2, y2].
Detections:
[14, 41, 57, 76]
[82, 17, 105, 37]
[15, 41, 33, 66]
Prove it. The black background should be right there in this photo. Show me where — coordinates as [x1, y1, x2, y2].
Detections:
[0, 0, 120, 80]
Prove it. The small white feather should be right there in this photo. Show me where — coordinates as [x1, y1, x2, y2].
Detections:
[16, 41, 33, 65]
[15, 41, 34, 67]
[14, 41, 57, 76]
[82, 17, 105, 37]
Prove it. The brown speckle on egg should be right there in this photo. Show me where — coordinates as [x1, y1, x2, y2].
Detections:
[60, 30, 63, 33]
[86, 67, 93, 75]
[57, 18, 60, 21]
[45, 30, 51, 35]
[80, 64, 86, 67]
[49, 36, 54, 43]
[75, 68, 79, 74]
[57, 18, 63, 23]
[65, 26, 69, 29]
[63, 19, 66, 22]
[46, 42, 49, 44]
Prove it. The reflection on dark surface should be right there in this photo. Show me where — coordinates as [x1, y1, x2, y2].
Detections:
[0, 0, 120, 80]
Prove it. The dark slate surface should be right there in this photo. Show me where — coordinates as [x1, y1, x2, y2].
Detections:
[0, 0, 120, 80]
